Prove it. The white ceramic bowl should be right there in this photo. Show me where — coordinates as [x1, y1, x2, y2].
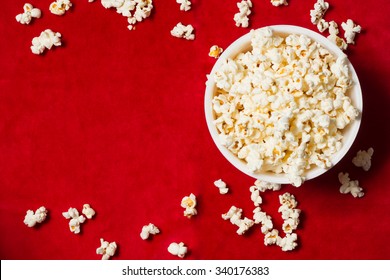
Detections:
[204, 25, 363, 184]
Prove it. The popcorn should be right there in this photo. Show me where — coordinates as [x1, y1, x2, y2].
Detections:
[16, 3, 41, 25]
[317, 19, 329, 33]
[176, 0, 191, 11]
[249, 185, 263, 206]
[338, 172, 364, 198]
[277, 233, 298, 251]
[62, 207, 86, 234]
[31, 29, 62, 55]
[253, 207, 273, 233]
[341, 19, 361, 44]
[223, 206, 254, 235]
[140, 223, 160, 240]
[23, 206, 48, 227]
[352, 148, 374, 171]
[310, 0, 329, 25]
[270, 0, 288, 6]
[82, 204, 96, 219]
[264, 229, 280, 246]
[96, 238, 117, 260]
[49, 0, 72, 16]
[211, 27, 359, 186]
[167, 242, 187, 258]
[328, 21, 348, 51]
[254, 180, 281, 192]
[237, 217, 255, 235]
[209, 45, 224, 59]
[234, 0, 252, 28]
[214, 179, 229, 194]
[170, 23, 195, 40]
[181, 193, 197, 218]
[279, 193, 298, 209]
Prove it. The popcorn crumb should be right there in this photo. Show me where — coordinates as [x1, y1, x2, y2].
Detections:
[338, 172, 364, 198]
[96, 238, 117, 260]
[234, 0, 252, 28]
[140, 223, 160, 240]
[352, 148, 374, 171]
[16, 3, 41, 24]
[171, 22, 195, 40]
[23, 206, 48, 227]
[214, 179, 229, 194]
[209, 45, 224, 59]
[62, 207, 86, 234]
[31, 29, 62, 55]
[82, 204, 96, 219]
[341, 19, 361, 45]
[270, 0, 288, 6]
[49, 0, 72, 16]
[176, 0, 191, 11]
[168, 242, 187, 258]
[181, 193, 197, 218]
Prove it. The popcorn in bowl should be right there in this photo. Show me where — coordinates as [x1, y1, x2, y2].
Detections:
[204, 25, 362, 186]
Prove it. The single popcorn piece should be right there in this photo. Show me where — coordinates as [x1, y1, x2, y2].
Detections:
[49, 0, 72, 16]
[214, 179, 229, 194]
[181, 193, 197, 218]
[31, 29, 62, 55]
[279, 193, 298, 209]
[338, 172, 364, 198]
[236, 217, 255, 235]
[253, 207, 273, 233]
[328, 21, 348, 51]
[249, 185, 263, 206]
[171, 22, 195, 40]
[168, 242, 187, 258]
[310, 0, 329, 25]
[209, 45, 224, 59]
[96, 238, 117, 260]
[62, 207, 86, 234]
[264, 229, 280, 246]
[277, 233, 298, 251]
[254, 180, 281, 192]
[23, 206, 48, 227]
[140, 223, 160, 240]
[16, 3, 41, 25]
[234, 0, 252, 28]
[223, 206, 254, 235]
[341, 19, 362, 44]
[352, 148, 374, 171]
[82, 204, 96, 219]
[270, 0, 288, 7]
[176, 0, 191, 11]
[317, 19, 329, 33]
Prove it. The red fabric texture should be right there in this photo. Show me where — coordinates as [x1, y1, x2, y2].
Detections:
[1, 0, 389, 260]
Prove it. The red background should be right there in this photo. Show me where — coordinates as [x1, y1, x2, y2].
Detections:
[1, 0, 389, 260]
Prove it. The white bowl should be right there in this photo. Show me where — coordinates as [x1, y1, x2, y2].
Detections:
[204, 25, 363, 185]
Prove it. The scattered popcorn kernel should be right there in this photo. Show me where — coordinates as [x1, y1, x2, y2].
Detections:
[341, 19, 361, 44]
[176, 0, 191, 11]
[317, 19, 329, 33]
[223, 206, 254, 235]
[338, 172, 364, 198]
[264, 229, 280, 246]
[82, 204, 96, 219]
[249, 185, 263, 206]
[214, 179, 229, 194]
[277, 233, 298, 251]
[234, 0, 252, 28]
[49, 0, 72, 16]
[253, 207, 273, 233]
[352, 148, 374, 171]
[62, 207, 86, 234]
[254, 180, 281, 192]
[96, 238, 117, 260]
[279, 193, 298, 209]
[23, 206, 48, 227]
[236, 217, 255, 235]
[271, 0, 288, 6]
[31, 29, 62, 55]
[16, 3, 41, 25]
[140, 223, 160, 240]
[171, 22, 195, 40]
[168, 242, 187, 258]
[310, 0, 329, 25]
[181, 193, 197, 218]
[209, 45, 224, 59]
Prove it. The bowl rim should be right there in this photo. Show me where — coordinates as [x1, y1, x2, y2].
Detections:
[204, 25, 363, 185]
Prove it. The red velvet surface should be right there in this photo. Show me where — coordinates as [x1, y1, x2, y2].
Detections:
[1, 0, 390, 260]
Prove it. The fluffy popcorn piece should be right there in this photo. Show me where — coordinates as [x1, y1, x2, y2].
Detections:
[253, 207, 273, 233]
[62, 207, 86, 234]
[352, 148, 374, 171]
[49, 0, 72, 16]
[140, 223, 160, 240]
[209, 45, 224, 59]
[282, 218, 299, 234]
[168, 242, 187, 258]
[16, 3, 41, 25]
[278, 204, 301, 220]
[96, 238, 117, 260]
[254, 180, 281, 192]
[234, 0, 252, 28]
[279, 193, 298, 209]
[277, 233, 298, 251]
[82, 204, 96, 219]
[327, 21, 348, 51]
[271, 0, 288, 6]
[176, 0, 191, 11]
[222, 206, 242, 225]
[341, 19, 362, 44]
[317, 19, 329, 33]
[236, 217, 255, 235]
[181, 193, 197, 218]
[310, 0, 329, 25]
[264, 229, 280, 246]
[249, 186, 262, 206]
[171, 23, 195, 40]
[31, 29, 62, 55]
[23, 206, 48, 227]
[214, 179, 229, 194]
[338, 172, 364, 198]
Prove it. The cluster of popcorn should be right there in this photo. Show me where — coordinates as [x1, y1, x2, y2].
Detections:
[16, 3, 41, 24]
[214, 179, 229, 194]
[270, 0, 288, 7]
[31, 29, 62, 55]
[181, 193, 197, 218]
[176, 0, 191, 12]
[49, 0, 72, 16]
[140, 223, 160, 240]
[338, 172, 364, 198]
[168, 242, 188, 258]
[211, 27, 359, 186]
[209, 45, 224, 59]
[222, 206, 255, 235]
[352, 148, 374, 171]
[62, 204, 95, 234]
[96, 238, 118, 260]
[234, 0, 252, 28]
[23, 206, 48, 227]
[101, 0, 153, 30]
[170, 22, 195, 40]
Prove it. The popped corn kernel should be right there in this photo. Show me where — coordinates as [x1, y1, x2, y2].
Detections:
[223, 206, 254, 234]
[96, 238, 117, 260]
[23, 206, 48, 227]
[209, 45, 224, 59]
[352, 148, 374, 171]
[181, 193, 197, 218]
[168, 242, 187, 258]
[264, 229, 280, 245]
[310, 0, 329, 25]
[317, 19, 329, 33]
[338, 172, 364, 198]
[62, 207, 86, 234]
[270, 0, 288, 7]
[254, 180, 281, 192]
[171, 22, 195, 40]
[279, 192, 298, 209]
[31, 29, 62, 55]
[214, 179, 229, 194]
[234, 0, 252, 28]
[176, 0, 191, 11]
[82, 204, 96, 219]
[253, 207, 273, 233]
[236, 217, 255, 235]
[249, 185, 263, 206]
[277, 233, 298, 251]
[341, 19, 361, 45]
[49, 0, 72, 16]
[16, 3, 41, 24]
[140, 223, 160, 240]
